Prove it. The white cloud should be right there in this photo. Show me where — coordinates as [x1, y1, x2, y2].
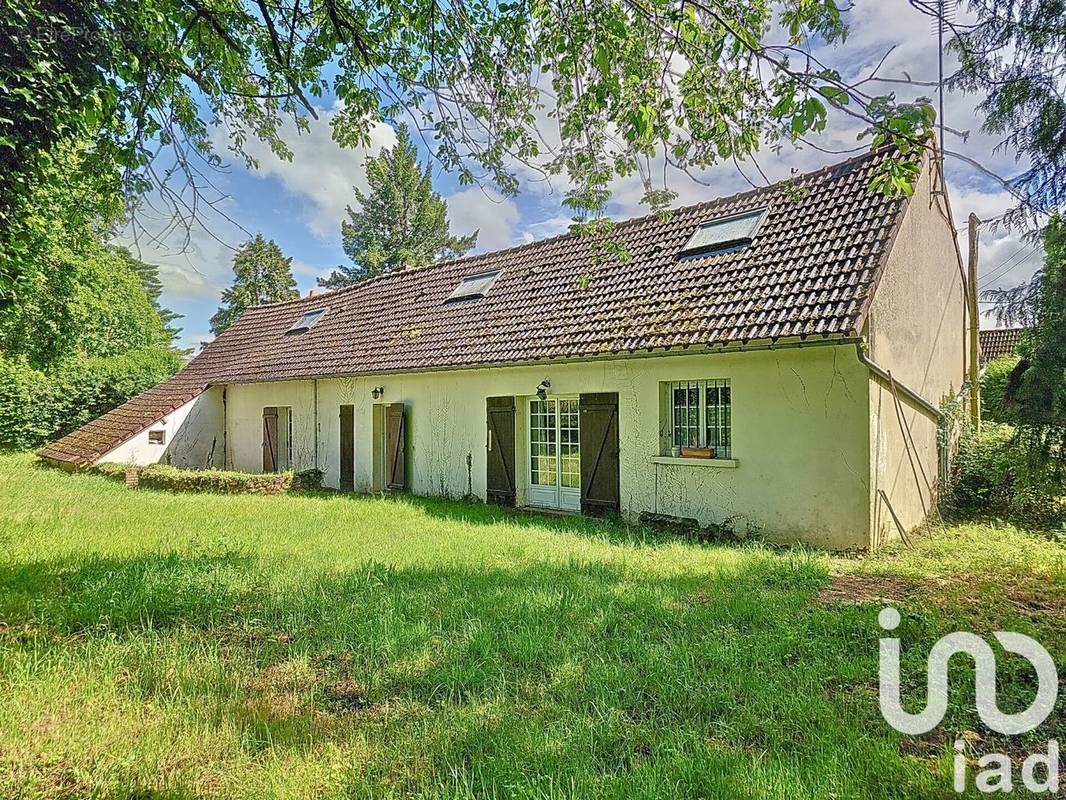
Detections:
[118, 212, 243, 302]
[446, 187, 521, 251]
[213, 105, 396, 239]
[179, 331, 215, 355]
[291, 258, 335, 285]
[520, 213, 573, 243]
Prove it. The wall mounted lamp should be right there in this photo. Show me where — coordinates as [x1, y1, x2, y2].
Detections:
[536, 379, 551, 401]
[371, 386, 384, 400]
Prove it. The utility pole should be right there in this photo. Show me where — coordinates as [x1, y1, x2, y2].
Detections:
[967, 213, 981, 433]
[937, 0, 945, 165]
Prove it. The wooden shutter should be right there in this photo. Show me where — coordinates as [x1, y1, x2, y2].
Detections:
[579, 393, 620, 515]
[339, 404, 355, 492]
[262, 407, 279, 473]
[486, 396, 516, 507]
[385, 402, 406, 491]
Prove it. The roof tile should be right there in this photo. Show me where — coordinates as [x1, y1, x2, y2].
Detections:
[41, 147, 908, 466]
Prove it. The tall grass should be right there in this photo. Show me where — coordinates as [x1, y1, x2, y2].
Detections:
[0, 454, 1062, 799]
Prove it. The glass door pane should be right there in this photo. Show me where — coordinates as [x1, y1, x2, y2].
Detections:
[559, 399, 580, 489]
[528, 397, 580, 510]
[529, 398, 557, 487]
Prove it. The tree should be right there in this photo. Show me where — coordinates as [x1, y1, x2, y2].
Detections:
[0, 241, 178, 369]
[211, 235, 299, 335]
[950, 2, 1066, 475]
[0, 145, 177, 368]
[0, 153, 185, 449]
[2, 0, 941, 296]
[986, 217, 1066, 472]
[320, 126, 477, 287]
[951, 0, 1066, 227]
[108, 246, 184, 351]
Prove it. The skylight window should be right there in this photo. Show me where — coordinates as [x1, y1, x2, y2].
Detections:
[680, 209, 766, 256]
[445, 271, 501, 303]
[287, 308, 327, 333]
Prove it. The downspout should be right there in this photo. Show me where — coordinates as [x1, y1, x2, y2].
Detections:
[855, 340, 946, 522]
[313, 379, 320, 471]
[854, 342, 943, 423]
[222, 386, 229, 469]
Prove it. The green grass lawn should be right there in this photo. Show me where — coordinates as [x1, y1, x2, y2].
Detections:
[0, 453, 1062, 799]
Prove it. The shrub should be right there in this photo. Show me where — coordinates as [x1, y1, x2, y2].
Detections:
[89, 463, 332, 495]
[137, 464, 294, 495]
[980, 356, 1020, 423]
[90, 462, 128, 481]
[947, 423, 1065, 528]
[293, 468, 325, 491]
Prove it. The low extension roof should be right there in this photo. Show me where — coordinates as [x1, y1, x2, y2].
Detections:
[979, 327, 1025, 366]
[40, 146, 912, 466]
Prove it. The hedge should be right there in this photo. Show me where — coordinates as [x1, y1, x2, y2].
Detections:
[90, 462, 325, 495]
[980, 355, 1021, 423]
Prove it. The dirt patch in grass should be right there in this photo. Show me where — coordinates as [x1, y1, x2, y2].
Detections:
[242, 657, 388, 726]
[321, 676, 376, 713]
[815, 574, 917, 605]
[817, 572, 1065, 621]
[957, 574, 1066, 621]
[0, 752, 95, 799]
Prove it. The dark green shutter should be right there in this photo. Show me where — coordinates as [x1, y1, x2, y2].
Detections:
[486, 396, 516, 507]
[579, 393, 619, 515]
[385, 402, 406, 491]
[339, 404, 355, 492]
[262, 406, 279, 472]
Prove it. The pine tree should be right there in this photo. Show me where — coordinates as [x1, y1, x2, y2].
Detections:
[319, 125, 477, 287]
[211, 234, 298, 335]
[107, 245, 184, 350]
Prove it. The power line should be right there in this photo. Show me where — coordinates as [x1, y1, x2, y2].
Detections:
[978, 244, 1038, 289]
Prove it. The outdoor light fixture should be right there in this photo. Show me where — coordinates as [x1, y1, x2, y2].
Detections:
[536, 379, 551, 401]
[371, 386, 384, 400]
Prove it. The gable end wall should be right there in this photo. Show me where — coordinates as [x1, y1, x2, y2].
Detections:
[866, 161, 967, 545]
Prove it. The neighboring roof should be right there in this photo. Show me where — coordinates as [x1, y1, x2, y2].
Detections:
[979, 327, 1026, 365]
[41, 146, 913, 466]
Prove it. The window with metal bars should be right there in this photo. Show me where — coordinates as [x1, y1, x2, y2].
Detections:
[668, 379, 731, 458]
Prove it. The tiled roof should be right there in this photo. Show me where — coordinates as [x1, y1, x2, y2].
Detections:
[40, 147, 911, 466]
[37, 372, 209, 466]
[979, 327, 1025, 365]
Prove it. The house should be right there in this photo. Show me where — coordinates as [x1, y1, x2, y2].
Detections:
[39, 148, 970, 549]
[979, 327, 1025, 366]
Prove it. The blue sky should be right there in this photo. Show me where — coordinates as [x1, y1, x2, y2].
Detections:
[121, 0, 1044, 353]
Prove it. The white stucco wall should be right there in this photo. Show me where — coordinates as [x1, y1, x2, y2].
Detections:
[224, 345, 873, 549]
[96, 386, 226, 468]
[866, 160, 967, 544]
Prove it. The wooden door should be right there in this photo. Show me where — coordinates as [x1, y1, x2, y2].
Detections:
[486, 396, 516, 507]
[385, 402, 406, 490]
[339, 404, 355, 492]
[579, 393, 619, 515]
[262, 406, 279, 472]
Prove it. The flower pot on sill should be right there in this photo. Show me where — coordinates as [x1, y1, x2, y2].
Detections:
[670, 446, 681, 458]
[680, 446, 715, 459]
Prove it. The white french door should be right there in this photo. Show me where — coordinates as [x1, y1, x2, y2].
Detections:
[527, 397, 581, 511]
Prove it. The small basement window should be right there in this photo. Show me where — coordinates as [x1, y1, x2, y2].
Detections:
[445, 271, 501, 303]
[287, 308, 327, 333]
[679, 209, 765, 256]
[148, 430, 165, 445]
[663, 379, 731, 458]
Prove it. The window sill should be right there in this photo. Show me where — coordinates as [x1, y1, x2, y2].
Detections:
[650, 456, 738, 469]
